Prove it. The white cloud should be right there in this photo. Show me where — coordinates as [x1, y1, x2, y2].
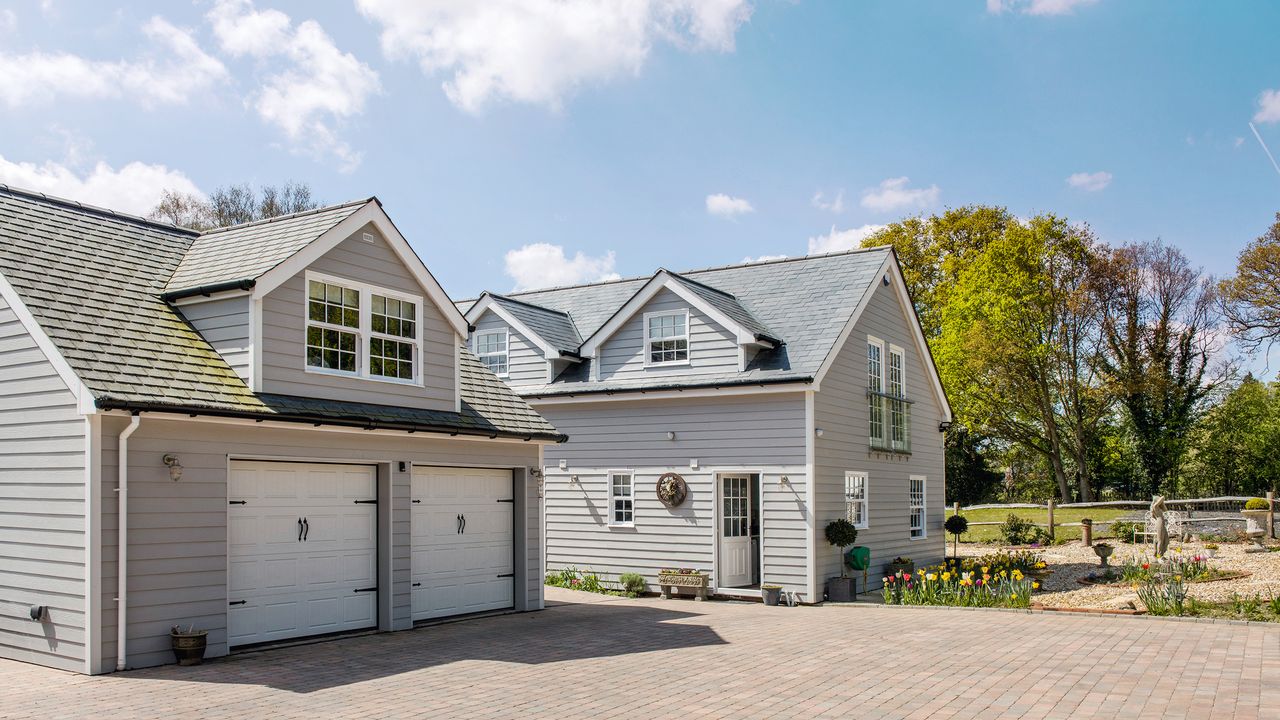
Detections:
[208, 0, 380, 171]
[706, 193, 754, 218]
[811, 189, 844, 214]
[1066, 170, 1112, 192]
[0, 9, 16, 33]
[504, 243, 621, 291]
[0, 154, 202, 216]
[741, 254, 788, 263]
[807, 224, 886, 255]
[0, 16, 227, 108]
[860, 177, 939, 213]
[987, 0, 1099, 15]
[356, 0, 752, 113]
[1255, 89, 1280, 124]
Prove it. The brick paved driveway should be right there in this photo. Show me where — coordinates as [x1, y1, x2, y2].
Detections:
[2, 588, 1278, 719]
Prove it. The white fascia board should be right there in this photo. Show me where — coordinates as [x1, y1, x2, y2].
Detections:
[523, 382, 810, 405]
[466, 296, 571, 360]
[0, 270, 94, 413]
[810, 253, 892, 394]
[579, 271, 761, 355]
[251, 201, 469, 338]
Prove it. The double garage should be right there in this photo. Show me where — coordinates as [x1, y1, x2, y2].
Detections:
[225, 460, 519, 647]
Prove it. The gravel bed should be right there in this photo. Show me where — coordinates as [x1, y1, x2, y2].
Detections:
[957, 539, 1280, 610]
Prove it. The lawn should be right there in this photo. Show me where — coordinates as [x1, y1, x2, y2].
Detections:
[946, 506, 1136, 543]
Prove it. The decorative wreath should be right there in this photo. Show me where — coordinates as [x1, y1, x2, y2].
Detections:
[656, 472, 689, 508]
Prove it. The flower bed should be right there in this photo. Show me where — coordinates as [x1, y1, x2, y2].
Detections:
[883, 555, 1041, 609]
[1077, 551, 1250, 586]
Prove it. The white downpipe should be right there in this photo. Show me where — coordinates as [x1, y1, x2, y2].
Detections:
[115, 415, 140, 671]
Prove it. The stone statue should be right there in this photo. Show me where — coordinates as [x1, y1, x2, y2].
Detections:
[1150, 495, 1169, 558]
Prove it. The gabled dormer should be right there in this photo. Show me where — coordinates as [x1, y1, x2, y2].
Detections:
[163, 198, 469, 412]
[464, 293, 582, 385]
[578, 270, 779, 381]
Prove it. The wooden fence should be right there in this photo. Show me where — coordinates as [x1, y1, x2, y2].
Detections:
[949, 493, 1277, 541]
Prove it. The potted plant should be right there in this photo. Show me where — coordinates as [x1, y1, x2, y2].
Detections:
[1203, 543, 1219, 558]
[944, 514, 969, 569]
[1242, 498, 1271, 552]
[761, 584, 783, 606]
[170, 624, 208, 666]
[824, 519, 859, 602]
[885, 556, 914, 577]
[1092, 542, 1114, 567]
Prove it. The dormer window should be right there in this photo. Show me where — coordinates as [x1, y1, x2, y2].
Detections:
[474, 329, 509, 377]
[305, 272, 423, 384]
[644, 310, 689, 366]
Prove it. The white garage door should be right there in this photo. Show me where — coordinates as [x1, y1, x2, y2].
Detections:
[227, 461, 378, 646]
[412, 467, 514, 621]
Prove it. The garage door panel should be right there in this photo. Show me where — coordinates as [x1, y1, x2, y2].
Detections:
[228, 461, 377, 646]
[411, 467, 515, 622]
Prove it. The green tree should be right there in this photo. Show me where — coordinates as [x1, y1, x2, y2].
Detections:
[1183, 376, 1280, 497]
[1096, 241, 1223, 497]
[943, 426, 1004, 506]
[1220, 213, 1280, 353]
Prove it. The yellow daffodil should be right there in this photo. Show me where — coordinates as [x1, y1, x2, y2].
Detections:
[981, 566, 989, 574]
[1032, 581, 1040, 589]
[926, 573, 937, 581]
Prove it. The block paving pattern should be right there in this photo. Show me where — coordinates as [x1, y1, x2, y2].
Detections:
[1, 588, 1277, 719]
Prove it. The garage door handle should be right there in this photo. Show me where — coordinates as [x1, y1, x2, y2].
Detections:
[297, 517, 304, 541]
[496, 498, 514, 503]
[229, 600, 247, 606]
[353, 587, 377, 593]
[229, 500, 247, 505]
[302, 517, 309, 542]
[412, 582, 422, 587]
[354, 499, 377, 504]
[497, 573, 514, 578]
[411, 499, 421, 504]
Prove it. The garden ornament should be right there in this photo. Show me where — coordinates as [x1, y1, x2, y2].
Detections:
[1150, 495, 1169, 558]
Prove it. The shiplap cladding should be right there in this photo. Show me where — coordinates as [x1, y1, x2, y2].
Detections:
[813, 279, 945, 587]
[178, 296, 251, 382]
[96, 416, 540, 672]
[471, 311, 547, 385]
[260, 223, 457, 410]
[539, 393, 812, 596]
[0, 296, 86, 672]
[597, 288, 740, 380]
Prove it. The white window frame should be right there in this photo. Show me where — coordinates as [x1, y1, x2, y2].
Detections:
[304, 271, 424, 386]
[845, 471, 869, 529]
[867, 335, 886, 449]
[643, 309, 691, 368]
[909, 475, 926, 539]
[473, 327, 510, 378]
[888, 343, 909, 452]
[607, 470, 635, 527]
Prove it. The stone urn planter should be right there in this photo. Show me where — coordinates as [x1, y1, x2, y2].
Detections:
[1241, 509, 1270, 552]
[170, 626, 208, 666]
[658, 569, 708, 601]
[762, 584, 783, 606]
[1093, 543, 1115, 567]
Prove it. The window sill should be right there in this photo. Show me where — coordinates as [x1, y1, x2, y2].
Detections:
[644, 360, 691, 369]
[908, 534, 927, 541]
[305, 365, 423, 388]
[607, 523, 636, 530]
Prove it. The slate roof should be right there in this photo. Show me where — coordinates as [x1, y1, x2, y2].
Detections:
[0, 185, 563, 441]
[663, 271, 779, 343]
[165, 199, 368, 293]
[458, 248, 892, 397]
[486, 293, 582, 355]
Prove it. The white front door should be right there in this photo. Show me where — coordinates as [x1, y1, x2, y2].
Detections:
[227, 461, 378, 647]
[411, 467, 514, 621]
[719, 474, 752, 588]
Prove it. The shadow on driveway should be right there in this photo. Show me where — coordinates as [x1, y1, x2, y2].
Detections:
[120, 597, 725, 694]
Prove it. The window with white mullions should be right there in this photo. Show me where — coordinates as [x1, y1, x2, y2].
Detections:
[369, 294, 417, 380]
[722, 475, 748, 537]
[307, 280, 360, 373]
[910, 475, 926, 538]
[867, 337, 885, 448]
[645, 311, 689, 366]
[845, 471, 868, 529]
[888, 345, 909, 452]
[609, 472, 634, 526]
[474, 329, 509, 377]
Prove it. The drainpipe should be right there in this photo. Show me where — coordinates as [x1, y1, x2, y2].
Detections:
[115, 415, 140, 671]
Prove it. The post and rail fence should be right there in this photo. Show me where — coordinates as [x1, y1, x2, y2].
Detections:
[948, 493, 1277, 542]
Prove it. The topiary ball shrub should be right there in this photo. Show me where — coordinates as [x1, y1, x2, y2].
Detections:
[944, 514, 969, 537]
[825, 519, 859, 549]
[1245, 498, 1271, 510]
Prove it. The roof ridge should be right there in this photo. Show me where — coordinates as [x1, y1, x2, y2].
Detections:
[496, 245, 892, 299]
[0, 182, 200, 237]
[197, 197, 373, 236]
[663, 269, 738, 300]
[487, 292, 574, 317]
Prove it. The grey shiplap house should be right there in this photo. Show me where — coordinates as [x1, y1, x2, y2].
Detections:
[459, 248, 951, 603]
[0, 186, 563, 674]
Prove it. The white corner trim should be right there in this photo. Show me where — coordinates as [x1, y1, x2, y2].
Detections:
[248, 296, 263, 392]
[83, 414, 103, 674]
[466, 296, 572, 361]
[804, 389, 817, 603]
[578, 271, 763, 356]
[454, 340, 462, 413]
[0, 270, 94, 412]
[250, 201, 470, 338]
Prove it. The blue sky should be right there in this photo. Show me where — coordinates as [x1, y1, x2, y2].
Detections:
[1, 0, 1279, 302]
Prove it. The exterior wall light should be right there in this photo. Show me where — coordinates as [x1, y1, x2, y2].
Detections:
[666, 431, 676, 441]
[559, 459, 568, 470]
[163, 454, 183, 481]
[938, 421, 952, 433]
[815, 428, 824, 438]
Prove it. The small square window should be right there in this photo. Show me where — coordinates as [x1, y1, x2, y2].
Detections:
[645, 312, 689, 365]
